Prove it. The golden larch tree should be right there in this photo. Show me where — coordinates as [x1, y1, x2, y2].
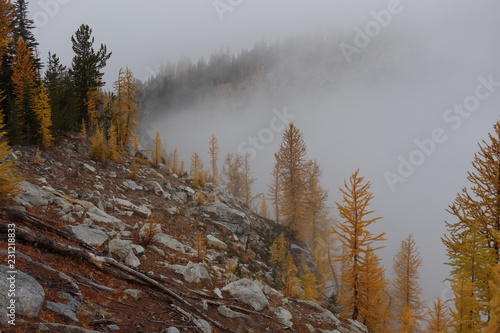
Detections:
[331, 169, 385, 320]
[450, 274, 482, 333]
[305, 160, 329, 249]
[260, 195, 269, 218]
[274, 123, 309, 239]
[32, 85, 54, 148]
[485, 263, 500, 333]
[172, 147, 180, 175]
[208, 134, 220, 184]
[443, 121, 500, 320]
[301, 268, 320, 301]
[12, 37, 37, 143]
[391, 234, 425, 329]
[268, 163, 281, 223]
[426, 298, 451, 333]
[0, 110, 23, 201]
[153, 131, 162, 167]
[85, 87, 100, 131]
[242, 152, 255, 206]
[0, 0, 13, 53]
[190, 152, 204, 188]
[400, 305, 417, 333]
[222, 153, 244, 200]
[359, 250, 390, 333]
[89, 127, 108, 163]
[114, 67, 139, 147]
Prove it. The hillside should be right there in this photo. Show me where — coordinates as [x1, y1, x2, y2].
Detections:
[0, 136, 368, 333]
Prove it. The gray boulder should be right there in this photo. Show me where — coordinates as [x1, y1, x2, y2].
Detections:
[206, 235, 227, 250]
[45, 301, 79, 322]
[203, 204, 250, 234]
[0, 265, 45, 326]
[155, 233, 185, 252]
[221, 278, 269, 311]
[217, 305, 245, 318]
[108, 239, 141, 267]
[14, 181, 56, 208]
[65, 224, 109, 246]
[113, 198, 151, 218]
[272, 307, 293, 329]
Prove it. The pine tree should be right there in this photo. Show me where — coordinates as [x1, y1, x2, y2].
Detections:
[274, 123, 308, 238]
[450, 274, 482, 333]
[11, 36, 37, 143]
[426, 298, 451, 333]
[69, 24, 111, 127]
[32, 85, 54, 148]
[208, 134, 220, 184]
[442, 121, 500, 318]
[0, 109, 23, 201]
[391, 234, 425, 328]
[12, 0, 41, 70]
[44, 53, 76, 132]
[485, 264, 500, 333]
[153, 131, 162, 167]
[331, 169, 385, 320]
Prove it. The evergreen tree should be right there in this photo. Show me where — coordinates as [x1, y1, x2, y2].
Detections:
[332, 169, 385, 320]
[44, 53, 76, 133]
[69, 24, 111, 127]
[391, 234, 425, 329]
[11, 36, 37, 143]
[12, 0, 41, 70]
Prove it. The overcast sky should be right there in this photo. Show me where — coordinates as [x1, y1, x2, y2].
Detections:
[32, 0, 500, 304]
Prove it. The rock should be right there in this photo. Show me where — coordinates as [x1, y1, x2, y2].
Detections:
[14, 181, 56, 208]
[83, 163, 96, 173]
[65, 225, 109, 247]
[73, 199, 125, 230]
[108, 239, 140, 266]
[214, 288, 223, 299]
[0, 265, 45, 326]
[203, 204, 250, 234]
[59, 291, 82, 313]
[109, 172, 117, 178]
[179, 185, 195, 194]
[139, 223, 162, 238]
[174, 191, 187, 203]
[132, 244, 145, 256]
[217, 305, 245, 318]
[206, 235, 227, 250]
[167, 262, 210, 283]
[305, 324, 316, 332]
[108, 324, 120, 331]
[124, 289, 143, 300]
[164, 328, 181, 333]
[166, 206, 179, 215]
[193, 318, 212, 333]
[123, 180, 143, 191]
[272, 307, 293, 329]
[113, 198, 152, 218]
[145, 181, 165, 196]
[124, 250, 141, 267]
[221, 278, 269, 311]
[348, 319, 369, 333]
[155, 233, 185, 252]
[45, 301, 79, 322]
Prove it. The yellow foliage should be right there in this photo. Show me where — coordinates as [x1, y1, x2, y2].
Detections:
[450, 274, 483, 333]
[194, 231, 206, 260]
[485, 264, 500, 333]
[153, 131, 162, 167]
[80, 119, 87, 138]
[33, 146, 43, 165]
[129, 158, 138, 180]
[283, 254, 300, 298]
[301, 269, 320, 301]
[33, 85, 54, 148]
[141, 214, 160, 246]
[0, 110, 23, 201]
[426, 298, 451, 333]
[400, 305, 417, 333]
[88, 128, 108, 163]
[196, 191, 205, 205]
[208, 134, 220, 184]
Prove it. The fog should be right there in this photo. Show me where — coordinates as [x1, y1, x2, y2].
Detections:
[34, 0, 500, 304]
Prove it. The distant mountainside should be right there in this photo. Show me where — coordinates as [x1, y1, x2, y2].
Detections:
[140, 29, 417, 122]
